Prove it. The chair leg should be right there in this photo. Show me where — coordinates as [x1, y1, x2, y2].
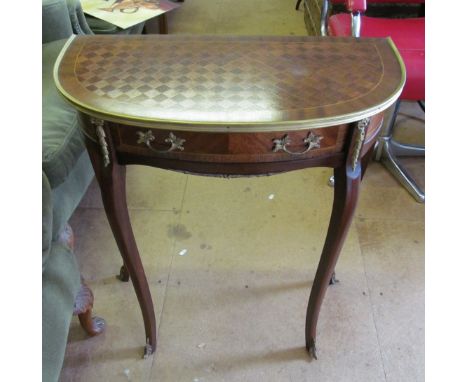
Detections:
[58, 225, 106, 336]
[380, 140, 425, 203]
[375, 100, 425, 202]
[74, 280, 106, 336]
[374, 100, 401, 161]
[389, 139, 424, 157]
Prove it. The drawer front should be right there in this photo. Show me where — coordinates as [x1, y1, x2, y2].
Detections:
[114, 124, 347, 163]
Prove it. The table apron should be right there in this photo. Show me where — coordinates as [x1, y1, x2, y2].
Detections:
[79, 112, 383, 176]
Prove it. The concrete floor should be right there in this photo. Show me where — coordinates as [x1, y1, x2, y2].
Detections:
[60, 1, 424, 381]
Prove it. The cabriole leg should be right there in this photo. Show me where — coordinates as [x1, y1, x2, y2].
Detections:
[305, 120, 366, 359]
[84, 119, 157, 358]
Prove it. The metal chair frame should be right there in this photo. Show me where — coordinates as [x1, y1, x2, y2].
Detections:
[302, 0, 425, 202]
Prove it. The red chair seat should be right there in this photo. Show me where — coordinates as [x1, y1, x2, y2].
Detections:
[329, 14, 424, 100]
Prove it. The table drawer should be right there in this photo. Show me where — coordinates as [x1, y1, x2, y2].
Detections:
[114, 124, 347, 163]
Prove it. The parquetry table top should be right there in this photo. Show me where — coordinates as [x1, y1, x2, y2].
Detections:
[55, 35, 404, 132]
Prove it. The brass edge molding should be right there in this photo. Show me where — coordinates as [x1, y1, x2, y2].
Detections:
[351, 118, 370, 171]
[54, 36, 405, 133]
[91, 117, 110, 167]
[57, 98, 402, 133]
[386, 37, 407, 101]
[53, 34, 76, 96]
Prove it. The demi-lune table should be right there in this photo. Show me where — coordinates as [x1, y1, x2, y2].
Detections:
[54, 35, 404, 359]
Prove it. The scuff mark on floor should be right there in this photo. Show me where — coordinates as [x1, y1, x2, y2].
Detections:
[167, 224, 192, 240]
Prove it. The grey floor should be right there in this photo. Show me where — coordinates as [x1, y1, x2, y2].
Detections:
[60, 1, 424, 381]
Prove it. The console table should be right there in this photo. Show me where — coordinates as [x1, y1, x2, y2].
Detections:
[54, 35, 404, 359]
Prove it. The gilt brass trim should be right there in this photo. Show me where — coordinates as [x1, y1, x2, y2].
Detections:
[143, 338, 153, 359]
[273, 131, 323, 155]
[351, 118, 370, 171]
[136, 130, 185, 153]
[91, 117, 110, 167]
